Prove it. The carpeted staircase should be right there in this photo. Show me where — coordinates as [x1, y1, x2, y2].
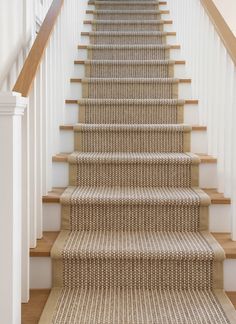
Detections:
[40, 1, 236, 323]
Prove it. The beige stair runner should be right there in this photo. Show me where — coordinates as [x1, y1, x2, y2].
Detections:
[40, 0, 236, 323]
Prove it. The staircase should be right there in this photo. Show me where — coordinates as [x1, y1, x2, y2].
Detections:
[39, 0, 236, 323]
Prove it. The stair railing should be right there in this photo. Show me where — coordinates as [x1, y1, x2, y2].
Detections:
[0, 0, 88, 323]
[168, 0, 236, 241]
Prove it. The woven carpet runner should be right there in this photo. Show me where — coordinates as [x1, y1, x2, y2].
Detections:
[40, 1, 236, 323]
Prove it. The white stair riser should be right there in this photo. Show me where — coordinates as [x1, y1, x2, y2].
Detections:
[59, 129, 207, 154]
[52, 160, 218, 189]
[29, 257, 236, 290]
[43, 203, 61, 231]
[224, 260, 236, 291]
[64, 103, 199, 125]
[43, 202, 231, 233]
[68, 82, 192, 100]
[72, 64, 187, 78]
[30, 257, 52, 289]
[77, 48, 183, 60]
[209, 205, 231, 233]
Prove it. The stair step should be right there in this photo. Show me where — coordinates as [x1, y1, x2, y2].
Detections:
[51, 230, 223, 289]
[81, 31, 176, 45]
[42, 288, 236, 323]
[84, 19, 173, 32]
[60, 124, 205, 131]
[81, 31, 176, 36]
[68, 152, 200, 187]
[75, 59, 185, 64]
[91, 1, 161, 10]
[88, 0, 168, 4]
[84, 19, 173, 25]
[30, 232, 59, 257]
[71, 78, 190, 100]
[86, 9, 170, 15]
[77, 44, 182, 60]
[42, 187, 231, 205]
[51, 153, 217, 188]
[52, 152, 216, 163]
[65, 98, 198, 104]
[30, 232, 236, 259]
[60, 186, 210, 231]
[21, 289, 236, 323]
[64, 99, 199, 125]
[75, 60, 185, 78]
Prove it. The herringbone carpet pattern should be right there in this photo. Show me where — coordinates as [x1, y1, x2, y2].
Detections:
[40, 0, 236, 322]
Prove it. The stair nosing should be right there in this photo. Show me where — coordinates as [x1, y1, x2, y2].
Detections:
[65, 99, 199, 104]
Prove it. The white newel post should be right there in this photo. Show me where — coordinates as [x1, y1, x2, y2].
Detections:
[0, 92, 27, 324]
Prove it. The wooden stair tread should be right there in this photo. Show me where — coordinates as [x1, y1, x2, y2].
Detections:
[43, 187, 230, 205]
[42, 188, 65, 202]
[70, 78, 192, 83]
[87, 0, 168, 3]
[65, 99, 199, 104]
[22, 289, 51, 324]
[59, 124, 206, 131]
[212, 233, 236, 259]
[21, 289, 236, 323]
[74, 60, 186, 64]
[30, 232, 59, 257]
[52, 152, 217, 163]
[86, 9, 170, 14]
[81, 31, 176, 36]
[83, 20, 173, 25]
[30, 232, 236, 258]
[203, 189, 231, 204]
[78, 44, 181, 49]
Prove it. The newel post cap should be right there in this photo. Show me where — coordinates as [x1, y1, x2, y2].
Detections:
[0, 91, 28, 116]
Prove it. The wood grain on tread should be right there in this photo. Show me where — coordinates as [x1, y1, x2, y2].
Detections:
[30, 232, 59, 257]
[52, 153, 69, 162]
[78, 44, 181, 49]
[197, 153, 217, 163]
[203, 189, 231, 204]
[43, 187, 230, 205]
[22, 289, 51, 324]
[226, 292, 236, 309]
[43, 188, 65, 203]
[212, 233, 236, 259]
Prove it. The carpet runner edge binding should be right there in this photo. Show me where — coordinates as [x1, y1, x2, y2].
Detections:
[39, 0, 236, 322]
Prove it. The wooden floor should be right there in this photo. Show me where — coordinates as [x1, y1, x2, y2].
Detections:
[22, 290, 236, 323]
[22, 290, 50, 324]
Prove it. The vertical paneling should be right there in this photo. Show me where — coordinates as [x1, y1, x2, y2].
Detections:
[168, 0, 236, 239]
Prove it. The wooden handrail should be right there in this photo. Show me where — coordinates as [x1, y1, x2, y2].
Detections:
[13, 0, 64, 97]
[201, 0, 236, 65]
